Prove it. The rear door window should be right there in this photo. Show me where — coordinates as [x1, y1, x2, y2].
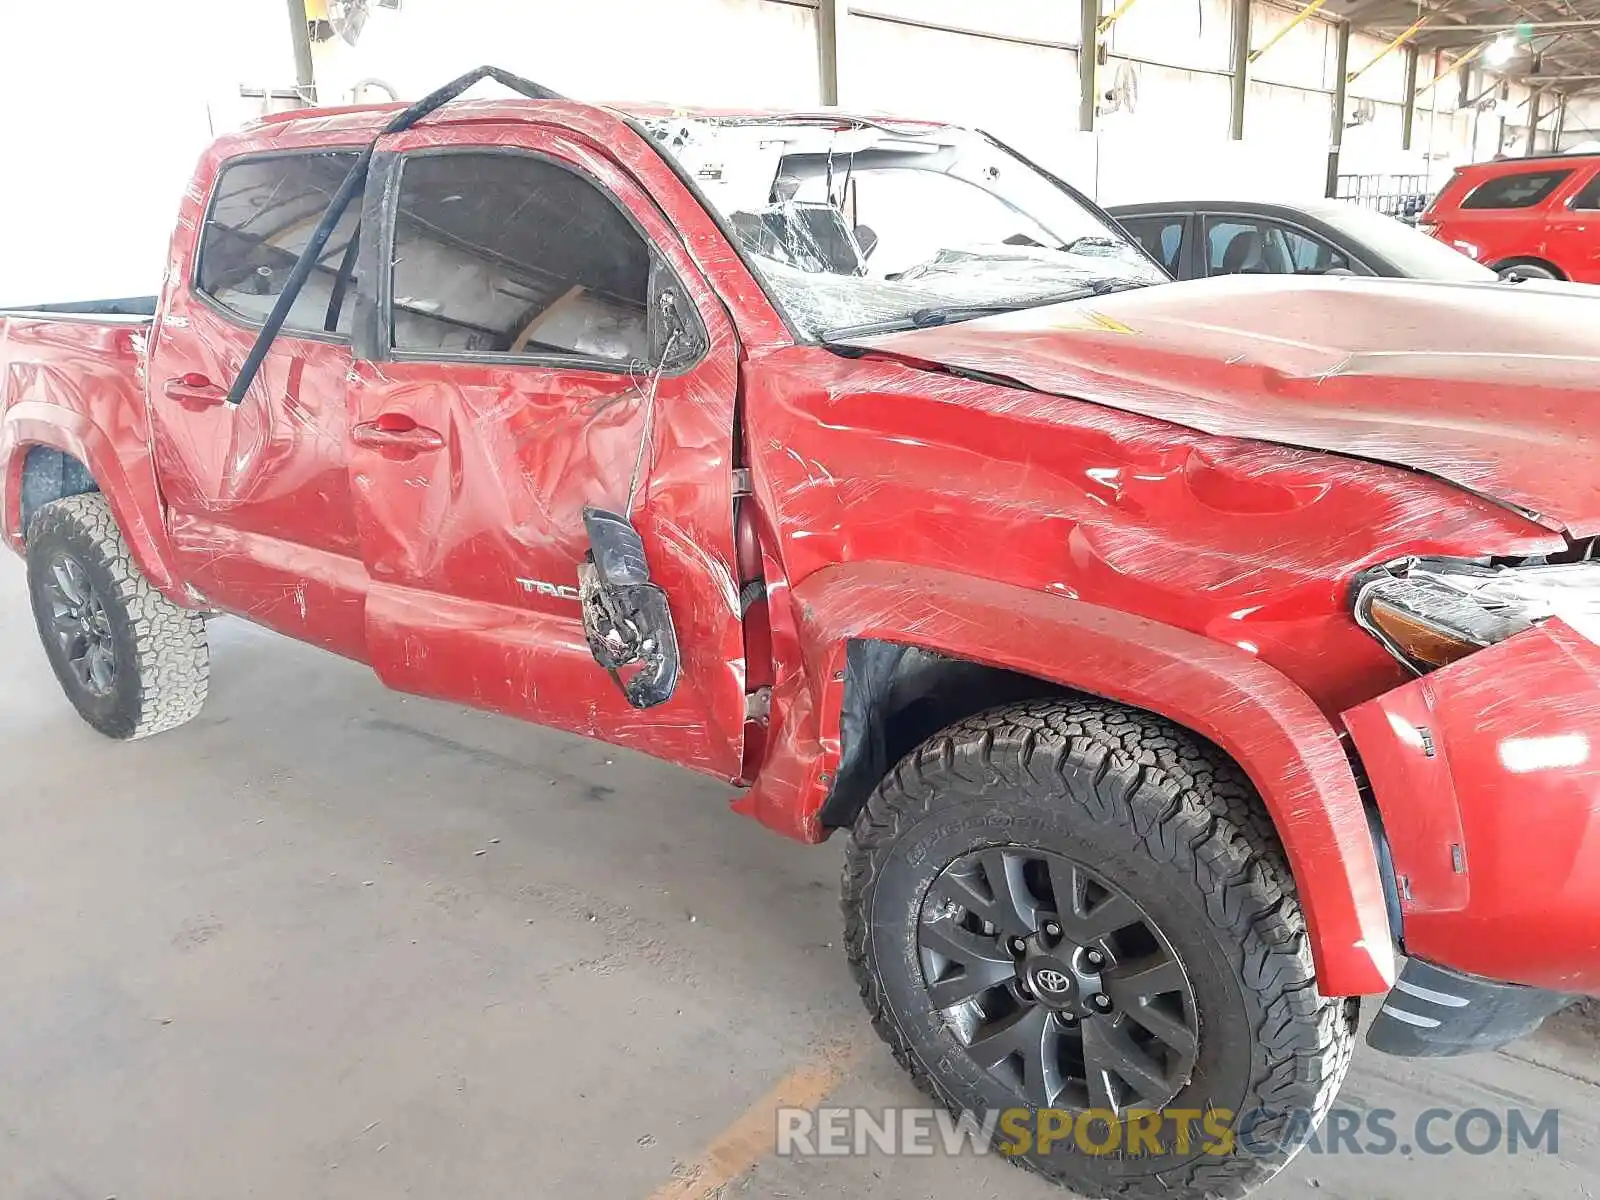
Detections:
[1118, 215, 1185, 275]
[196, 151, 361, 336]
[1570, 170, 1600, 210]
[1460, 169, 1573, 210]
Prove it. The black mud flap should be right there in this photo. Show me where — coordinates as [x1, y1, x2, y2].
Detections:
[578, 507, 680, 709]
[1366, 958, 1575, 1057]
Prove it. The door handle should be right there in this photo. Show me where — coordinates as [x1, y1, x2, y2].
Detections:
[163, 373, 227, 408]
[351, 415, 446, 457]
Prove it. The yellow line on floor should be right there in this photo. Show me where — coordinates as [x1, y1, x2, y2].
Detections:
[646, 1039, 859, 1200]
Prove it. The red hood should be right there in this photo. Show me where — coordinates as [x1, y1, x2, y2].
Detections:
[851, 274, 1600, 536]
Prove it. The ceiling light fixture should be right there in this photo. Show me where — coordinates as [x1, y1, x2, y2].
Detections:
[1486, 35, 1519, 66]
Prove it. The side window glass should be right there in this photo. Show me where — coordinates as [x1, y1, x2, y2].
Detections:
[1119, 216, 1184, 275]
[1571, 172, 1600, 210]
[1203, 218, 1351, 276]
[1205, 218, 1283, 275]
[1278, 226, 1353, 274]
[390, 152, 655, 364]
[1460, 170, 1573, 210]
[196, 152, 360, 335]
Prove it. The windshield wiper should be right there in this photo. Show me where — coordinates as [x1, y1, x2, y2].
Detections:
[909, 301, 1034, 327]
[822, 279, 1150, 341]
[821, 304, 1029, 341]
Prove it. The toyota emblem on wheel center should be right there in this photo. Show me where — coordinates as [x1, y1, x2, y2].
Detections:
[1034, 968, 1072, 994]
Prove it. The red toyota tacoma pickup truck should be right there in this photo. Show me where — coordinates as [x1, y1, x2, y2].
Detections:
[4, 69, 1598, 1198]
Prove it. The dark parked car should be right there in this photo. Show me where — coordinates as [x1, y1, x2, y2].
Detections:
[1109, 198, 1497, 282]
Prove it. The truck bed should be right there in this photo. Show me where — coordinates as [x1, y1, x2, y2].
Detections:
[0, 296, 157, 319]
[0, 307, 159, 559]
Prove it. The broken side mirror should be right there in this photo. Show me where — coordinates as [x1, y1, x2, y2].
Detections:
[853, 223, 879, 263]
[578, 506, 681, 709]
[647, 255, 705, 369]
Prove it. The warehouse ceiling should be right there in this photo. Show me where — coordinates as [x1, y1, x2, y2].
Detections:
[1327, 0, 1600, 97]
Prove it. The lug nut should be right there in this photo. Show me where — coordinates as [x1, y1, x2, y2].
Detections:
[1085, 948, 1105, 968]
[1010, 936, 1028, 955]
[1091, 993, 1113, 1012]
[1043, 921, 1062, 938]
[1059, 1011, 1078, 1025]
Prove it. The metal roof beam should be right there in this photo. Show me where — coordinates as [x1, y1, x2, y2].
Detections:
[1405, 18, 1600, 31]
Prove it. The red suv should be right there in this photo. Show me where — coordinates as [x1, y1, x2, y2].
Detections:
[1421, 152, 1600, 281]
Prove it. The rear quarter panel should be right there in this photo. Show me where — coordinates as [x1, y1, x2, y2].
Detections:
[0, 314, 185, 596]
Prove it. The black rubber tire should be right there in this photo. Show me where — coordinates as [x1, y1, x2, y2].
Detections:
[26, 493, 209, 740]
[1495, 259, 1561, 280]
[843, 698, 1357, 1200]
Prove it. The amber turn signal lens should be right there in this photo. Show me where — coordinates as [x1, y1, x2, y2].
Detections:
[1368, 596, 1480, 669]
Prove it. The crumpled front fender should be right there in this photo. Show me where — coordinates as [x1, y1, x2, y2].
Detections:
[738, 560, 1396, 996]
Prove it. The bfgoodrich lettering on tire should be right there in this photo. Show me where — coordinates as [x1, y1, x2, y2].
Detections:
[842, 698, 1356, 1199]
[26, 493, 209, 740]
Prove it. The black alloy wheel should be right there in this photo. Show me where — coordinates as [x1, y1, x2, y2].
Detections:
[26, 493, 209, 740]
[843, 698, 1358, 1200]
[42, 552, 118, 697]
[919, 845, 1199, 1112]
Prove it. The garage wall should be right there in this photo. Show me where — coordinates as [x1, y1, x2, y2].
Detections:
[1499, 86, 1584, 156]
[309, 0, 821, 108]
[1560, 96, 1600, 148]
[846, 0, 1079, 45]
[4, 0, 1581, 306]
[1251, 2, 1335, 90]
[301, 0, 1351, 201]
[828, 0, 1504, 201]
[0, 1, 293, 305]
[838, 8, 1082, 171]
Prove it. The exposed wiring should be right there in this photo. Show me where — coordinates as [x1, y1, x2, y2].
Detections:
[625, 326, 681, 517]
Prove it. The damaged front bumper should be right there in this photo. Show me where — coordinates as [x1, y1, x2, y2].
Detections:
[1345, 618, 1600, 1051]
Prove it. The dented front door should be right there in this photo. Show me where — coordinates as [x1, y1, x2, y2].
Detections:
[346, 124, 747, 780]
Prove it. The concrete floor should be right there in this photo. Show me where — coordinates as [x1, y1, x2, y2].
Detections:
[2, 548, 1597, 1200]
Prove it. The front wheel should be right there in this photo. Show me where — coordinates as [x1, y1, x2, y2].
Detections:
[27, 493, 209, 740]
[842, 699, 1355, 1200]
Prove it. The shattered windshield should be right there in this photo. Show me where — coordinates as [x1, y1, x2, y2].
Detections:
[640, 115, 1166, 339]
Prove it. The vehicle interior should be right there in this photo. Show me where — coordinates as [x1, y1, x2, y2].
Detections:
[388, 153, 651, 361]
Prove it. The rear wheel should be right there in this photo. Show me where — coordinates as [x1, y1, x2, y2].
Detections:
[26, 493, 208, 740]
[1495, 259, 1560, 280]
[842, 698, 1356, 1200]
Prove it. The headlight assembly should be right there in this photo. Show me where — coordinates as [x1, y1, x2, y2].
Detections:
[1354, 556, 1600, 673]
